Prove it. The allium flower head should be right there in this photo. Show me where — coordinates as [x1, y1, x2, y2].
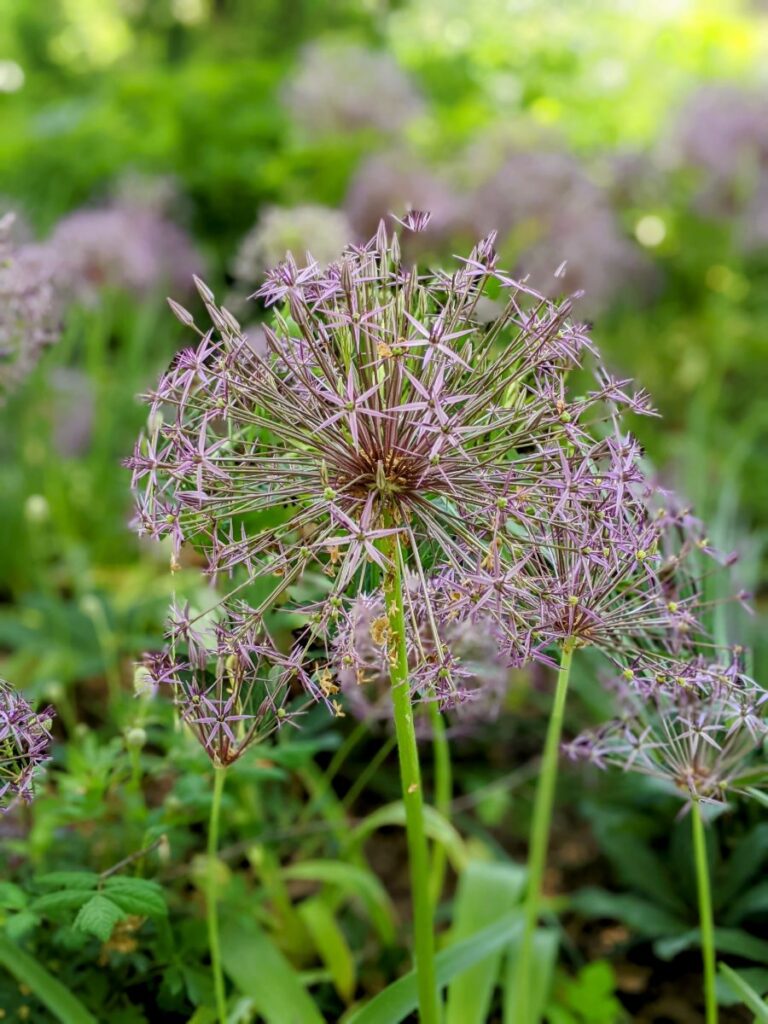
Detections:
[48, 201, 203, 306]
[232, 205, 353, 287]
[140, 603, 299, 766]
[282, 40, 425, 139]
[0, 679, 55, 812]
[0, 214, 62, 397]
[565, 659, 768, 810]
[128, 215, 691, 709]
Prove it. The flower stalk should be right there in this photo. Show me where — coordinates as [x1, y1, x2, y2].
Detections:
[207, 765, 227, 1024]
[692, 799, 718, 1024]
[384, 532, 439, 1024]
[516, 641, 575, 1021]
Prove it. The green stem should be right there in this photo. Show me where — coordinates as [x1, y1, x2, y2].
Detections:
[692, 799, 718, 1024]
[517, 642, 574, 1023]
[208, 766, 227, 1024]
[384, 534, 440, 1024]
[428, 702, 452, 911]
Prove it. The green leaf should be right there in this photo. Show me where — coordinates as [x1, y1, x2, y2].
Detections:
[281, 860, 396, 945]
[589, 813, 684, 914]
[34, 872, 100, 891]
[445, 860, 526, 1024]
[504, 928, 558, 1024]
[0, 934, 98, 1023]
[73, 895, 126, 942]
[716, 823, 768, 907]
[655, 928, 768, 965]
[569, 888, 689, 938]
[0, 881, 27, 910]
[102, 877, 167, 918]
[718, 963, 768, 1020]
[5, 911, 40, 940]
[220, 917, 325, 1024]
[31, 891, 94, 916]
[299, 897, 355, 1002]
[346, 912, 523, 1024]
[349, 802, 467, 874]
[724, 880, 768, 926]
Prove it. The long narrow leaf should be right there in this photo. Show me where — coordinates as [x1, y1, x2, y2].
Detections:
[282, 859, 396, 944]
[504, 928, 559, 1024]
[299, 897, 356, 1002]
[348, 802, 467, 873]
[445, 860, 526, 1024]
[0, 936, 97, 1024]
[346, 912, 523, 1024]
[220, 918, 325, 1024]
[718, 963, 768, 1021]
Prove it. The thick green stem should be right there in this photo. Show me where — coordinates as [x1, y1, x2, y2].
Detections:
[207, 766, 227, 1024]
[516, 642, 574, 1023]
[692, 799, 718, 1024]
[428, 702, 452, 910]
[384, 534, 440, 1024]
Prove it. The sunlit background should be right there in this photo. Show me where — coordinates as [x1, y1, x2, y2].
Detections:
[2, 1, 768, 1019]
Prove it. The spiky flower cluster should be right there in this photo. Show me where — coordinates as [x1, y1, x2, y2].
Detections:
[0, 214, 62, 397]
[232, 205, 353, 288]
[282, 40, 425, 140]
[565, 657, 767, 809]
[47, 200, 203, 306]
[141, 602, 299, 766]
[0, 679, 55, 812]
[129, 214, 751, 740]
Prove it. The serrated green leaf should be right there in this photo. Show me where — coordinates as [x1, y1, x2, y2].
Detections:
[102, 877, 167, 918]
[718, 963, 768, 1020]
[346, 912, 523, 1024]
[445, 860, 526, 1024]
[299, 897, 355, 1002]
[221, 917, 325, 1024]
[0, 881, 27, 910]
[0, 935, 98, 1023]
[32, 891, 94, 916]
[281, 860, 396, 945]
[34, 872, 100, 891]
[74, 895, 126, 942]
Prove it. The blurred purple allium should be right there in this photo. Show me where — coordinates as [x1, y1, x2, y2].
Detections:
[140, 602, 300, 766]
[0, 214, 62, 397]
[667, 82, 768, 248]
[345, 152, 459, 252]
[335, 575, 511, 728]
[0, 678, 55, 812]
[48, 201, 203, 306]
[49, 367, 95, 457]
[565, 658, 768, 810]
[232, 205, 353, 287]
[282, 40, 425, 139]
[462, 148, 650, 314]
